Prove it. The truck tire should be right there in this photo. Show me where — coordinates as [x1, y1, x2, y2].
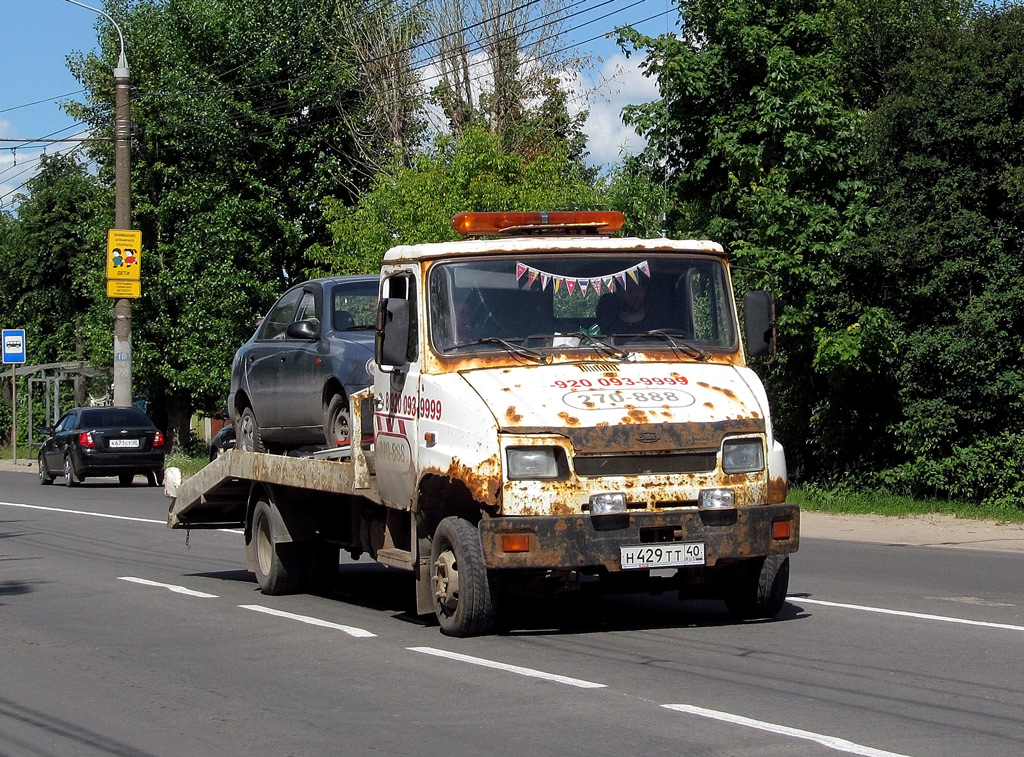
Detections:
[430, 516, 498, 637]
[323, 393, 351, 449]
[723, 554, 790, 620]
[252, 499, 305, 595]
[236, 406, 266, 453]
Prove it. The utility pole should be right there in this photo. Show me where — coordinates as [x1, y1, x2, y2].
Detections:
[67, 0, 133, 407]
[112, 55, 132, 407]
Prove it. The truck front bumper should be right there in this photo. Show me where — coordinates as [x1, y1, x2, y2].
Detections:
[478, 504, 799, 571]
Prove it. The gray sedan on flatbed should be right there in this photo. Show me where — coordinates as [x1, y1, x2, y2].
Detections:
[228, 275, 379, 454]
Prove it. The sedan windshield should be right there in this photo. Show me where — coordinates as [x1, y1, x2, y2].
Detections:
[428, 254, 736, 356]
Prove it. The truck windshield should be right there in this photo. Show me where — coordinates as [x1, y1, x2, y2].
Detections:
[428, 254, 736, 355]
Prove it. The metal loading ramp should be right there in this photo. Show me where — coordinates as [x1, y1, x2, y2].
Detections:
[166, 447, 378, 529]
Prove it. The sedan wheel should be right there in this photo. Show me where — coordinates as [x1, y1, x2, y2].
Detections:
[324, 393, 351, 449]
[236, 407, 265, 453]
[64, 455, 80, 487]
[38, 454, 54, 486]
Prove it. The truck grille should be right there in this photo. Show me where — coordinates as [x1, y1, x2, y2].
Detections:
[573, 452, 716, 477]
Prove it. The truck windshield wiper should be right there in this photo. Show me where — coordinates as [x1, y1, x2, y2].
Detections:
[555, 331, 633, 361]
[633, 329, 709, 360]
[447, 336, 550, 363]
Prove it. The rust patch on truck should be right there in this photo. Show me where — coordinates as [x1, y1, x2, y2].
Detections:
[697, 381, 739, 402]
[623, 408, 649, 424]
[423, 454, 503, 508]
[767, 476, 789, 503]
[558, 411, 580, 426]
[505, 406, 523, 423]
[510, 418, 765, 455]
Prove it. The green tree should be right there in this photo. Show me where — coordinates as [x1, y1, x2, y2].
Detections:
[66, 0, 390, 448]
[307, 127, 601, 273]
[0, 154, 108, 369]
[859, 5, 1024, 506]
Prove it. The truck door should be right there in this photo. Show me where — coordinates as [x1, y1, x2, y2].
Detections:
[373, 269, 421, 509]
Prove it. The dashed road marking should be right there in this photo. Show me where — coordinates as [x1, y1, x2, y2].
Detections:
[663, 703, 913, 757]
[409, 646, 606, 689]
[240, 604, 376, 637]
[794, 596, 1024, 632]
[119, 576, 218, 598]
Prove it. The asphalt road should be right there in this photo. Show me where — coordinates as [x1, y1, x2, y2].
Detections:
[1, 469, 1021, 756]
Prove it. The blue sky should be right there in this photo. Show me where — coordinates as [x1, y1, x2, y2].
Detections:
[0, 0, 677, 208]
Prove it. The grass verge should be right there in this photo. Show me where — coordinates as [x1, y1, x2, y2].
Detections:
[790, 484, 1024, 524]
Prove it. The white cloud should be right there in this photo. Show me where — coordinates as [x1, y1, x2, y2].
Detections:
[580, 53, 659, 167]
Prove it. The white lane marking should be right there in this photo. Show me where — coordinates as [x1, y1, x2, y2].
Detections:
[0, 500, 242, 535]
[663, 704, 912, 757]
[239, 605, 376, 638]
[119, 576, 218, 598]
[794, 596, 1024, 632]
[0, 500, 164, 525]
[409, 646, 606, 689]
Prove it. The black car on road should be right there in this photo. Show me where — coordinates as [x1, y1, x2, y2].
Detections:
[39, 406, 166, 487]
[228, 275, 379, 453]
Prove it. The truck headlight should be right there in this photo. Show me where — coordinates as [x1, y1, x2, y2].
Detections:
[507, 447, 564, 480]
[698, 488, 735, 510]
[589, 492, 626, 514]
[722, 438, 765, 474]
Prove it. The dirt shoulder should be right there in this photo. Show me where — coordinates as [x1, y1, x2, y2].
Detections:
[2, 458, 1020, 553]
[801, 511, 1024, 553]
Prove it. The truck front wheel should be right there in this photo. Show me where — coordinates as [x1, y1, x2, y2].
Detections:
[430, 517, 498, 637]
[723, 554, 790, 620]
[252, 499, 305, 595]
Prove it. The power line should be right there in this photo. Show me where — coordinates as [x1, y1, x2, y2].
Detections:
[0, 90, 88, 115]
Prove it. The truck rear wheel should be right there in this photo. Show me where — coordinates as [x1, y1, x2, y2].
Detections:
[723, 554, 790, 620]
[252, 499, 305, 595]
[430, 517, 497, 637]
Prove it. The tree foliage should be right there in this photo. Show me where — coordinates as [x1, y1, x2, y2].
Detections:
[307, 127, 601, 274]
[64, 0, 387, 448]
[0, 154, 108, 368]
[620, 0, 1024, 508]
[859, 5, 1024, 505]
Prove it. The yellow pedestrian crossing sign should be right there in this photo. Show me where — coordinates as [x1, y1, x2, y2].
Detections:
[107, 229, 142, 281]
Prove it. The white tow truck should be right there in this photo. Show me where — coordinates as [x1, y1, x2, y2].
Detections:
[166, 211, 798, 636]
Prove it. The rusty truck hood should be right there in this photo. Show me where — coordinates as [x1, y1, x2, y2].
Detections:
[459, 361, 766, 453]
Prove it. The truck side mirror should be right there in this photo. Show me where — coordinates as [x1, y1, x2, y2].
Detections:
[744, 290, 776, 358]
[375, 298, 411, 370]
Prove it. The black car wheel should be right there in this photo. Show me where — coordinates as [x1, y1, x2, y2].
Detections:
[236, 406, 265, 453]
[147, 469, 164, 487]
[64, 455, 81, 487]
[38, 453, 54, 486]
[118, 473, 134, 486]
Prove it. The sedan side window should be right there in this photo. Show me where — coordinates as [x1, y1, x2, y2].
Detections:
[55, 413, 75, 432]
[259, 288, 303, 340]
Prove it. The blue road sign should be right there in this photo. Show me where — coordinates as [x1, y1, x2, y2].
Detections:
[2, 329, 26, 364]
